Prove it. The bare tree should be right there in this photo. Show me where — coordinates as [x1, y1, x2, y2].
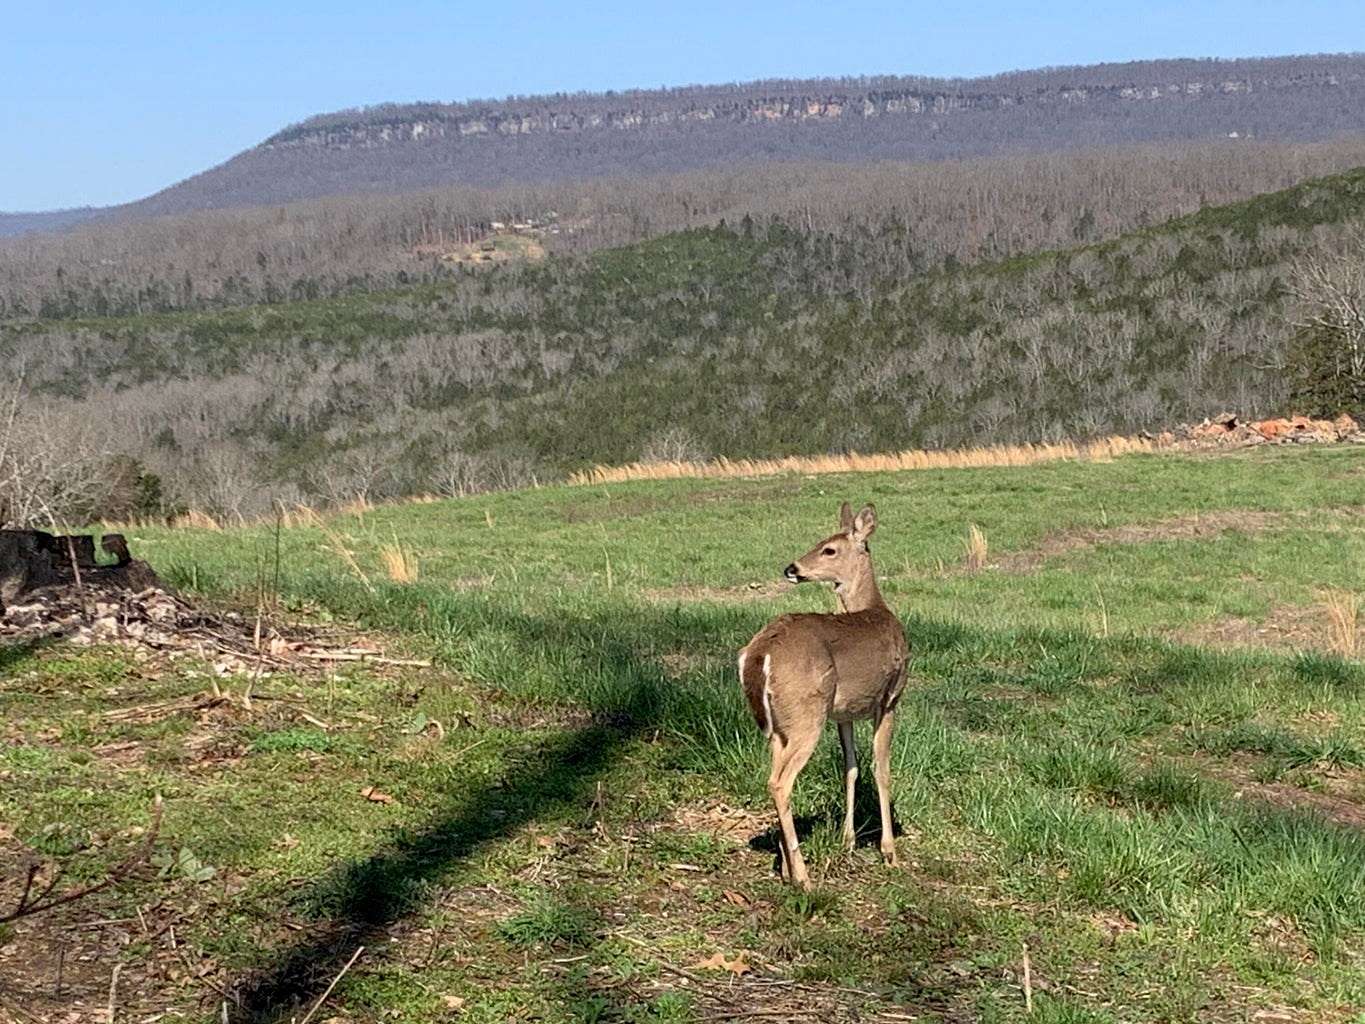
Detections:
[0, 374, 115, 528]
[1289, 228, 1365, 413]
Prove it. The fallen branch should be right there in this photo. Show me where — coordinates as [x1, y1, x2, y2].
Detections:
[293, 650, 431, 667]
[297, 945, 364, 1024]
[613, 933, 711, 986]
[107, 964, 121, 1024]
[1, 797, 163, 925]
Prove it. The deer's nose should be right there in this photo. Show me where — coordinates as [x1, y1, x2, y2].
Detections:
[784, 563, 802, 583]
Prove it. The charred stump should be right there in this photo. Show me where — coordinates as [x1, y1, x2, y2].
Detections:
[0, 528, 153, 613]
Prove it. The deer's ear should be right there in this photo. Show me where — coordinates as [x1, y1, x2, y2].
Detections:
[838, 501, 854, 533]
[851, 503, 877, 545]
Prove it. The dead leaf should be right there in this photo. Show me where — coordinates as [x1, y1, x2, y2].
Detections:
[360, 786, 395, 805]
[692, 951, 752, 976]
[441, 994, 466, 1012]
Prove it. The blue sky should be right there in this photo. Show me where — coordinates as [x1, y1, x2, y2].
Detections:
[1, 1, 1360, 212]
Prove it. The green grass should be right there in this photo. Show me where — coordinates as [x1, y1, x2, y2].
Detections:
[4, 446, 1365, 1022]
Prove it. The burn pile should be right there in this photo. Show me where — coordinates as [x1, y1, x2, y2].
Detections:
[1155, 412, 1363, 450]
[0, 527, 196, 646]
[1, 528, 426, 675]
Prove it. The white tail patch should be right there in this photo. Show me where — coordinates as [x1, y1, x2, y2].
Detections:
[761, 654, 775, 738]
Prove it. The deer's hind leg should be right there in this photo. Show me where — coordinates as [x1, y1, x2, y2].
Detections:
[838, 721, 858, 853]
[768, 725, 822, 889]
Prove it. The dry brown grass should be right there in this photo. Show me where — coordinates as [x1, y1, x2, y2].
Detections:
[1324, 589, 1360, 657]
[279, 504, 322, 528]
[318, 523, 375, 592]
[962, 523, 989, 571]
[337, 495, 371, 519]
[170, 508, 222, 531]
[380, 538, 420, 583]
[569, 436, 1156, 486]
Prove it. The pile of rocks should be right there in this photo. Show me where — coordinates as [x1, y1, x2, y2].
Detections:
[1153, 412, 1363, 450]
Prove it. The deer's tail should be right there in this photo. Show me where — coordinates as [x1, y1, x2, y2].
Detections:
[738, 645, 775, 738]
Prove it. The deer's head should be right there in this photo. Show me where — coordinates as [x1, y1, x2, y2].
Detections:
[784, 501, 877, 588]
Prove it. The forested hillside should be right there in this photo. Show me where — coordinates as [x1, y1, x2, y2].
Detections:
[4, 53, 1361, 239]
[5, 138, 1365, 320]
[5, 164, 1364, 521]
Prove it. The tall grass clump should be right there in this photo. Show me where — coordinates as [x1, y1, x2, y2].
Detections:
[962, 523, 989, 571]
[1323, 589, 1360, 657]
[380, 536, 420, 583]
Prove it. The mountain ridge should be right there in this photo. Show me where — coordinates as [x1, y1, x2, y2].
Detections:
[5, 52, 1364, 239]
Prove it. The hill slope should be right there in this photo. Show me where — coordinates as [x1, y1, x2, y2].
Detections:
[5, 53, 1364, 237]
[6, 163, 1365, 517]
[7, 137, 1365, 321]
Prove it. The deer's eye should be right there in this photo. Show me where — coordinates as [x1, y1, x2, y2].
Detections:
[822, 547, 837, 556]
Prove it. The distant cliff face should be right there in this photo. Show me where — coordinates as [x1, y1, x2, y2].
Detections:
[9, 54, 1365, 234]
[261, 63, 1360, 152]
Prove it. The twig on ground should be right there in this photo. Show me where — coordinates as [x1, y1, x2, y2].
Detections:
[107, 963, 121, 1024]
[0, 990, 47, 1024]
[1, 797, 163, 924]
[614, 933, 711, 986]
[294, 651, 431, 667]
[297, 945, 364, 1024]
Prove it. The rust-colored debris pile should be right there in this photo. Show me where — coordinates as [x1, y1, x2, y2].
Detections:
[0, 528, 425, 674]
[1155, 412, 1363, 450]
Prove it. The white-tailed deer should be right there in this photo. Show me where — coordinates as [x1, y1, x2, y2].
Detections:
[738, 502, 908, 889]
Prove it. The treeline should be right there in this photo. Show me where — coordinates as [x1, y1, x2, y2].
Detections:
[4, 165, 1364, 522]
[5, 138, 1365, 320]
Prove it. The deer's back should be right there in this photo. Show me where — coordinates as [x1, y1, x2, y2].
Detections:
[742, 609, 907, 727]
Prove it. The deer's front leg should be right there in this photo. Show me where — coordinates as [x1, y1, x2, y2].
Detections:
[837, 721, 858, 853]
[872, 709, 899, 867]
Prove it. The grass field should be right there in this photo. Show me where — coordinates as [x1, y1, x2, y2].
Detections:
[4, 445, 1365, 1023]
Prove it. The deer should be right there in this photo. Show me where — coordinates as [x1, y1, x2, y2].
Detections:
[738, 501, 908, 889]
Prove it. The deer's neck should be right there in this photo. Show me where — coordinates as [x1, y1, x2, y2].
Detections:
[835, 559, 887, 614]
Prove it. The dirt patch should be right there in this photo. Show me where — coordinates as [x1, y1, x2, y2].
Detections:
[1172, 604, 1327, 654]
[1199, 755, 1365, 831]
[645, 581, 794, 604]
[993, 506, 1365, 574]
[0, 858, 211, 1024]
[674, 802, 771, 846]
[1246, 781, 1365, 830]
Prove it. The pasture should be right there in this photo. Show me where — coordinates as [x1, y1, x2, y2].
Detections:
[4, 445, 1365, 1023]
